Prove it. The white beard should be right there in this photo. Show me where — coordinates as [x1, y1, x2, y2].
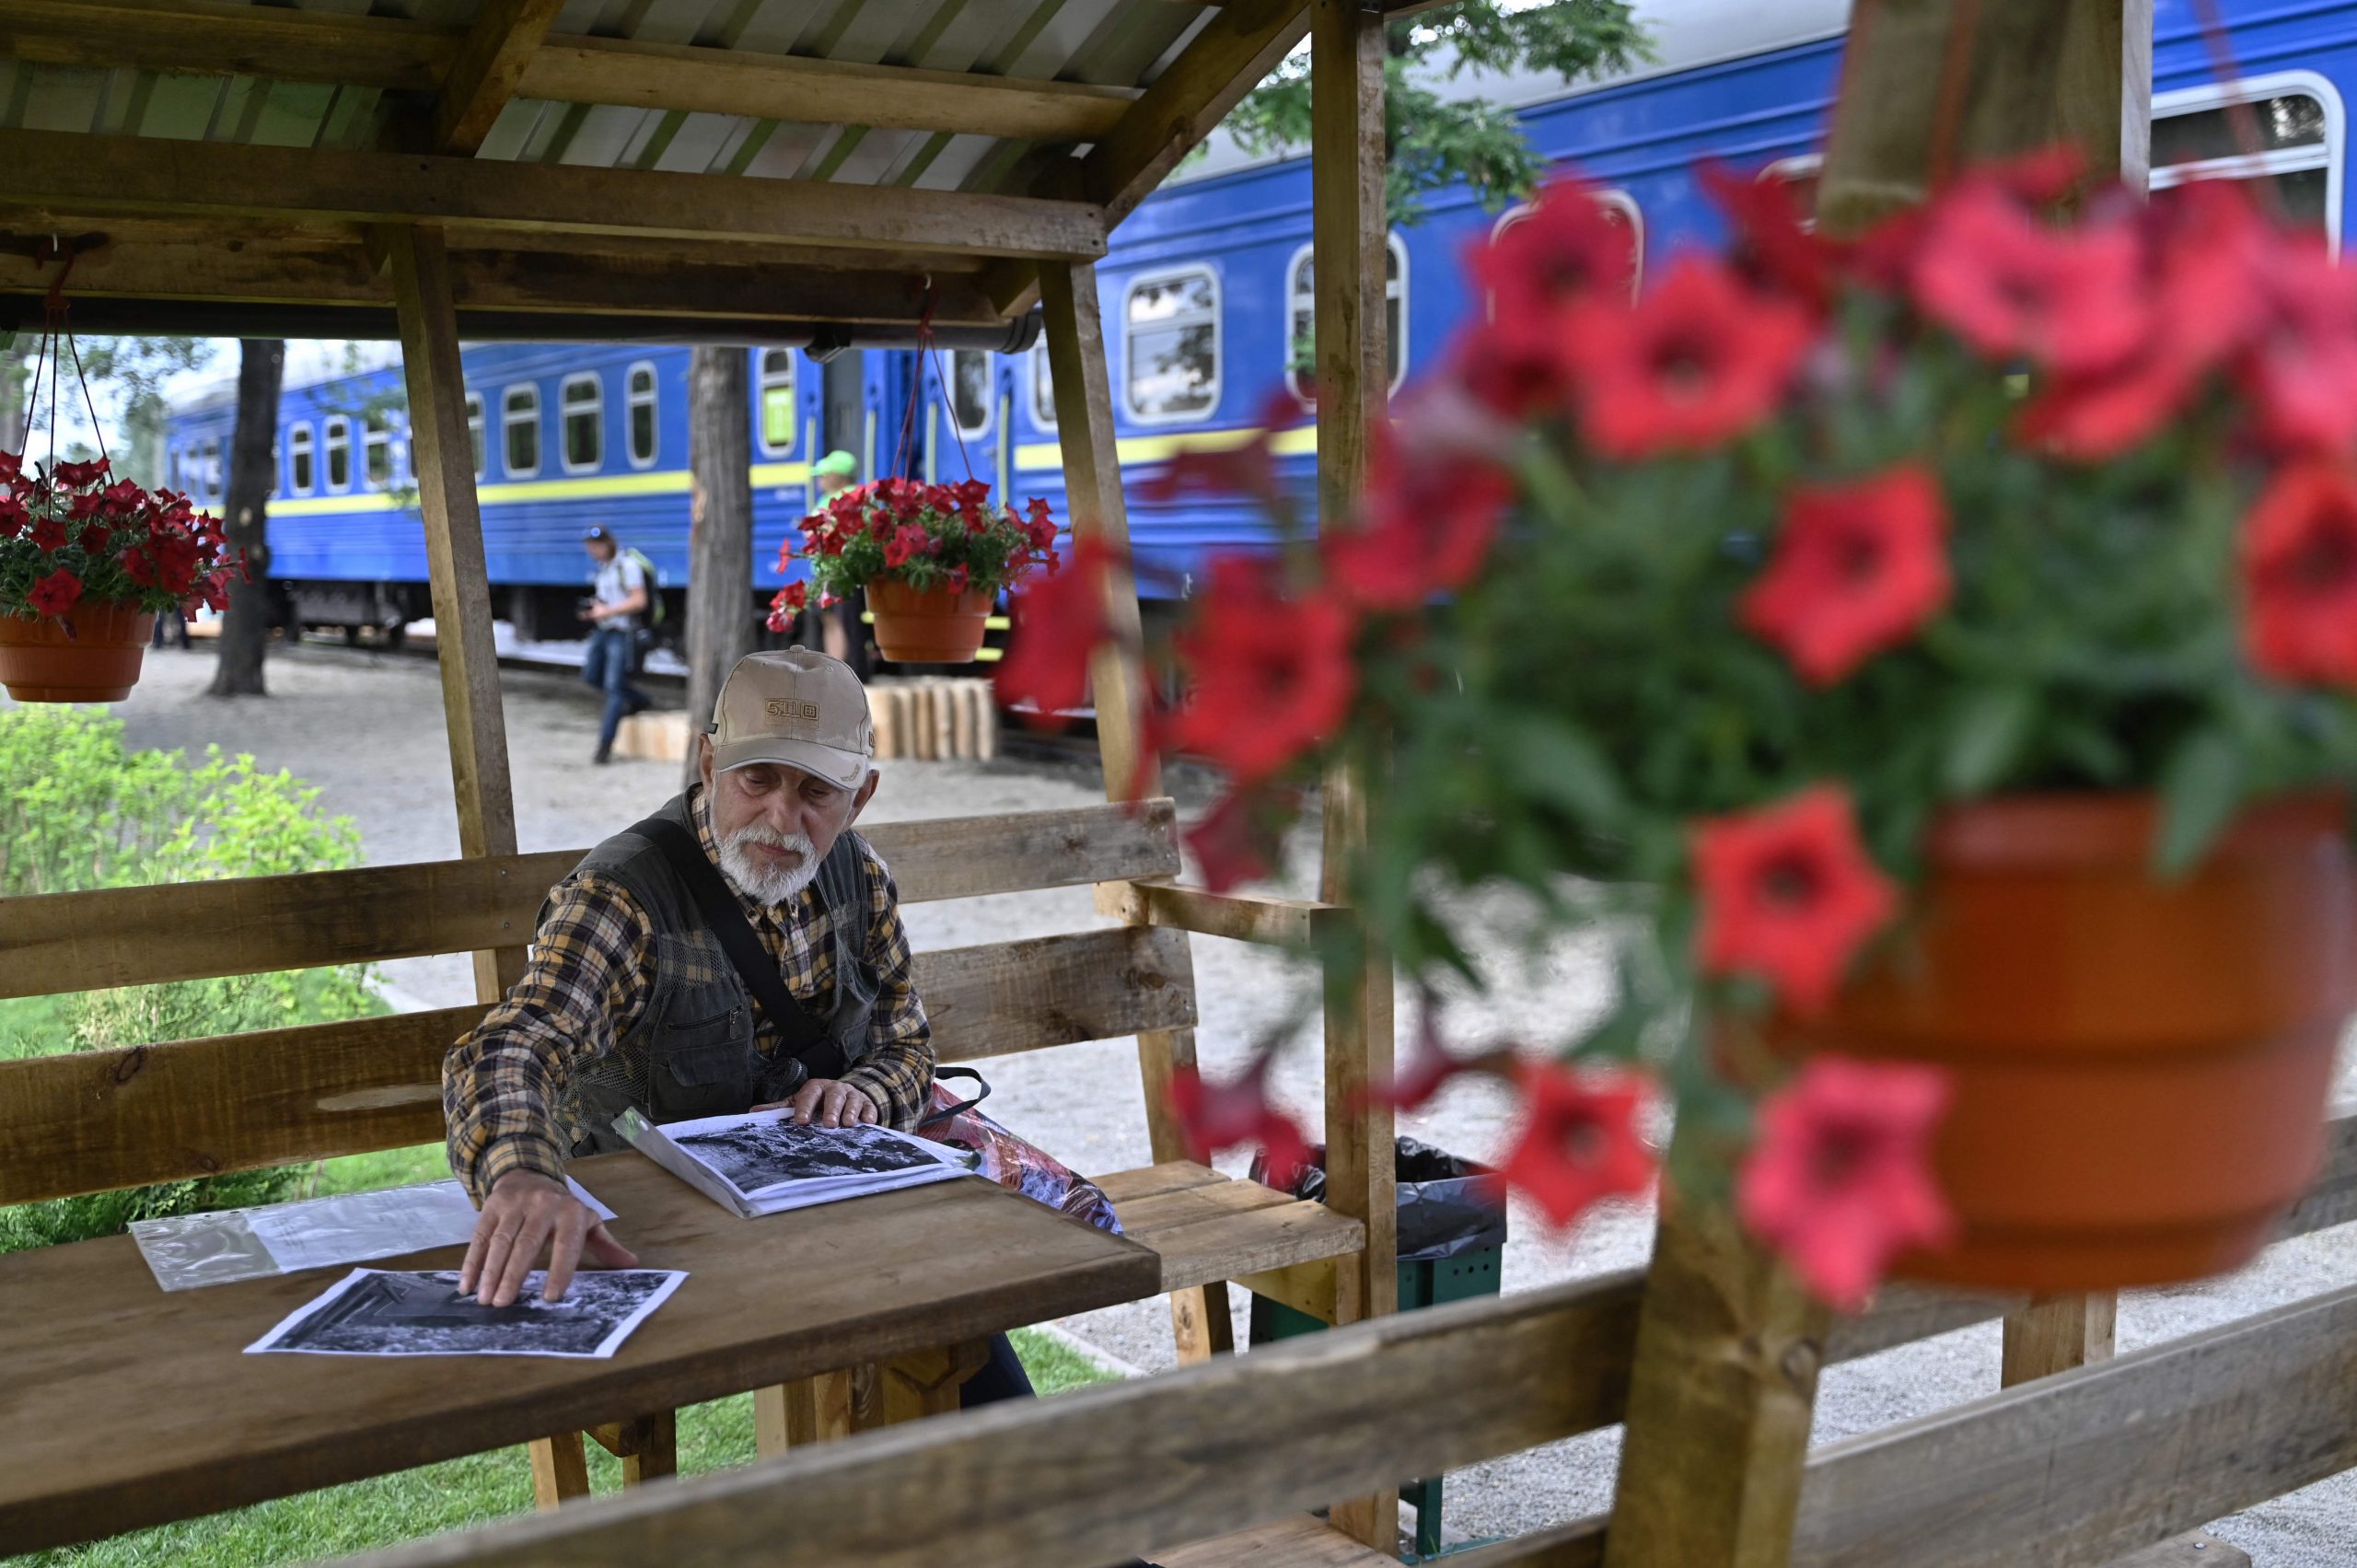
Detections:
[717, 825, 820, 907]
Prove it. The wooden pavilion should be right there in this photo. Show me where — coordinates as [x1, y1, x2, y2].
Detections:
[2, 1, 2355, 1565]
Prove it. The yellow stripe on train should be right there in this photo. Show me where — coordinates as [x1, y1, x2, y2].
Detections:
[1013, 422, 1318, 474]
[266, 462, 813, 517]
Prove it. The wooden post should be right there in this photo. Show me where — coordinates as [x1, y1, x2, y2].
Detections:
[1040, 257, 1233, 1363]
[1601, 7, 2155, 1565]
[1309, 0, 1399, 1551]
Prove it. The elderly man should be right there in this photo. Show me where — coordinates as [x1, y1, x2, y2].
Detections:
[446, 647, 935, 1300]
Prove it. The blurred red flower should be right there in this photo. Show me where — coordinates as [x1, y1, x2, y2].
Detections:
[1736, 1055, 1955, 1310]
[883, 523, 930, 569]
[994, 540, 1117, 724]
[27, 566, 80, 617]
[1741, 465, 1951, 684]
[1495, 1062, 1655, 1229]
[1564, 256, 1812, 459]
[1165, 555, 1357, 784]
[1321, 426, 1512, 610]
[1140, 392, 1298, 507]
[1698, 160, 1846, 309]
[1912, 184, 2147, 376]
[1169, 1063, 1312, 1190]
[764, 580, 808, 633]
[2240, 236, 2357, 454]
[1183, 786, 1293, 892]
[1469, 176, 1636, 321]
[2241, 461, 2357, 686]
[1692, 785, 1898, 1016]
[1452, 317, 1572, 419]
[29, 516, 64, 552]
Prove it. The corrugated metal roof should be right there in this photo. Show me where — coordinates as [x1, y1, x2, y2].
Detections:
[0, 0, 1209, 193]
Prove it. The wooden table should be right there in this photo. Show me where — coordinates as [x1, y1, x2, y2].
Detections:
[0, 1153, 1160, 1554]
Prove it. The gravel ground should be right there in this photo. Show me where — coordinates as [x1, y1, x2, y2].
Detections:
[75, 640, 2357, 1562]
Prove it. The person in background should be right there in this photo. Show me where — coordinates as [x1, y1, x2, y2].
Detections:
[807, 450, 871, 679]
[581, 525, 652, 764]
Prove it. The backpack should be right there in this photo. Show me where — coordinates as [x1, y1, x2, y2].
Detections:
[624, 547, 666, 630]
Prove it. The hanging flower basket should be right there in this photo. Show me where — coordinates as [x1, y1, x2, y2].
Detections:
[767, 477, 1060, 666]
[0, 455, 239, 705]
[1007, 150, 2357, 1309]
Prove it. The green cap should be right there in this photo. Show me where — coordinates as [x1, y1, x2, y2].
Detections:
[814, 449, 858, 481]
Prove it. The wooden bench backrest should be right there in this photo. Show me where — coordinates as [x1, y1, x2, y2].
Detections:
[0, 800, 1188, 1205]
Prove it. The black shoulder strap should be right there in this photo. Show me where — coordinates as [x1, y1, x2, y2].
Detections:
[634, 814, 847, 1080]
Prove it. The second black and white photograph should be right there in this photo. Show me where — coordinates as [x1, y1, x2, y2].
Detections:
[671, 1115, 956, 1197]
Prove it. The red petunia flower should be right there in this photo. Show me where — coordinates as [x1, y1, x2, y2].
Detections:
[2240, 461, 2357, 686]
[1321, 424, 1513, 610]
[29, 515, 64, 552]
[75, 522, 109, 554]
[1470, 176, 1637, 322]
[1692, 785, 1898, 1016]
[27, 566, 81, 618]
[764, 581, 808, 633]
[1142, 392, 1299, 506]
[1741, 465, 1951, 684]
[1912, 183, 2147, 376]
[1699, 160, 1847, 309]
[52, 458, 108, 489]
[994, 540, 1118, 725]
[1164, 555, 1357, 785]
[2241, 236, 2357, 454]
[1452, 317, 1572, 420]
[0, 495, 26, 538]
[1182, 785, 1297, 892]
[1736, 1055, 1956, 1310]
[882, 523, 931, 569]
[1563, 256, 1813, 459]
[1168, 1063, 1313, 1189]
[1495, 1061, 1655, 1229]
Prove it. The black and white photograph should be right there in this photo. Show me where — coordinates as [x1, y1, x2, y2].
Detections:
[244, 1268, 686, 1360]
[672, 1114, 958, 1197]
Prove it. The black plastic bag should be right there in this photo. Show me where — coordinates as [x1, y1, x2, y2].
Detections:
[1251, 1136, 1508, 1261]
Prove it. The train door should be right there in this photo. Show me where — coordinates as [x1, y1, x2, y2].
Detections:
[819, 350, 888, 486]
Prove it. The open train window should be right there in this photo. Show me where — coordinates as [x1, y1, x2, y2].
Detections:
[626, 363, 658, 468]
[1125, 266, 1220, 424]
[465, 392, 485, 480]
[288, 424, 314, 496]
[561, 373, 602, 474]
[503, 385, 540, 480]
[1030, 344, 1056, 430]
[2151, 72, 2342, 250]
[322, 419, 349, 493]
[947, 350, 993, 438]
[758, 350, 795, 457]
[1488, 188, 1643, 314]
[1286, 233, 1409, 404]
[364, 412, 394, 489]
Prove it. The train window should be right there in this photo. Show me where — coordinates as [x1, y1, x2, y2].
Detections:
[758, 350, 795, 456]
[626, 363, 658, 468]
[561, 373, 602, 473]
[1488, 189, 1644, 311]
[1285, 235, 1409, 404]
[2151, 75, 2341, 247]
[323, 420, 349, 493]
[1124, 266, 1220, 423]
[1030, 345, 1056, 429]
[287, 424, 314, 496]
[465, 392, 485, 480]
[1760, 156, 1821, 226]
[503, 385, 540, 479]
[947, 351, 992, 437]
[364, 412, 394, 489]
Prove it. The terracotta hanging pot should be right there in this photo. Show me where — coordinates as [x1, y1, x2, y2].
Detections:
[1769, 791, 2354, 1293]
[865, 579, 993, 665]
[0, 602, 157, 703]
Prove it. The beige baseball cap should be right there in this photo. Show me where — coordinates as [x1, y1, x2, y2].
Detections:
[708, 647, 875, 788]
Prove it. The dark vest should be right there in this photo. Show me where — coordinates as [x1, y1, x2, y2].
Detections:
[552, 791, 878, 1156]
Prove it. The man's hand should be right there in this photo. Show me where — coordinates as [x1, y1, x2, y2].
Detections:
[460, 1169, 638, 1307]
[757, 1077, 880, 1129]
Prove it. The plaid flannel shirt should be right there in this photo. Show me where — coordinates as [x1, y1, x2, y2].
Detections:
[442, 791, 933, 1201]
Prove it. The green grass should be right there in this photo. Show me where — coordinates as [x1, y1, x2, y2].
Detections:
[8, 1331, 1117, 1568]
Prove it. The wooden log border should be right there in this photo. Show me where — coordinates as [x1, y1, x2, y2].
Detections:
[0, 800, 1181, 1000]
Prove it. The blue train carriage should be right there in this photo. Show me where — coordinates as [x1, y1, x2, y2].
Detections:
[917, 0, 2348, 626]
[164, 341, 917, 649]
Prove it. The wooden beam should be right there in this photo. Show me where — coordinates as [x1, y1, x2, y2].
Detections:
[0, 926, 1202, 1203]
[0, 129, 1106, 261]
[381, 224, 523, 1003]
[0, 2, 1142, 145]
[0, 801, 1178, 1000]
[522, 37, 1138, 144]
[1097, 881, 1341, 948]
[431, 0, 564, 157]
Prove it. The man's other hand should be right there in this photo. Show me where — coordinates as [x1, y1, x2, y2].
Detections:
[460, 1169, 638, 1307]
[759, 1077, 881, 1129]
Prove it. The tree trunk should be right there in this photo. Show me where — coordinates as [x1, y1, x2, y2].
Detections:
[683, 345, 755, 786]
[209, 339, 285, 697]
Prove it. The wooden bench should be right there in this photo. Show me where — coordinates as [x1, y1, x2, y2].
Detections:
[0, 795, 1381, 1540]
